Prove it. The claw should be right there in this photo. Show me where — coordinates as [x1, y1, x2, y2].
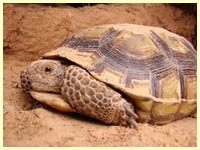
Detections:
[123, 104, 138, 119]
[120, 103, 139, 127]
[125, 116, 138, 128]
[125, 108, 138, 119]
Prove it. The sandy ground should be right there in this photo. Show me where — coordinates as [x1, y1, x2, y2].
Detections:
[3, 4, 197, 146]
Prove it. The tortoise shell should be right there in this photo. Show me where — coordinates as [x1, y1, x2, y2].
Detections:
[43, 24, 197, 124]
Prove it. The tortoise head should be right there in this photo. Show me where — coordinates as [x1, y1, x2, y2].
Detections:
[20, 59, 66, 93]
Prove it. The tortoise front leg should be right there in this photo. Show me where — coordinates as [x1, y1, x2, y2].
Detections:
[61, 65, 138, 127]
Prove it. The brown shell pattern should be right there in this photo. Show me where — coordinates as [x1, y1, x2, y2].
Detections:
[43, 24, 196, 124]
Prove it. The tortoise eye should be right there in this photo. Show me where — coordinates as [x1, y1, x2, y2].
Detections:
[45, 67, 52, 74]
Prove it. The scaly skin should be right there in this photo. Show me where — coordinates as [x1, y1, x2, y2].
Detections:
[20, 60, 138, 126]
[62, 65, 138, 126]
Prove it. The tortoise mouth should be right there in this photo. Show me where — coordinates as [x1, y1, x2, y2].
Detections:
[20, 70, 32, 93]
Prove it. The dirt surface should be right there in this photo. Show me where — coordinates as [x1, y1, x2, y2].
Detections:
[3, 4, 197, 146]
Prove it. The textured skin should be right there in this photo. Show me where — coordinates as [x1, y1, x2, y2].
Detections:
[20, 70, 31, 92]
[62, 65, 137, 126]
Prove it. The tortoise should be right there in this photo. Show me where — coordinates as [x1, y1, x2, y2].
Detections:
[20, 24, 197, 127]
